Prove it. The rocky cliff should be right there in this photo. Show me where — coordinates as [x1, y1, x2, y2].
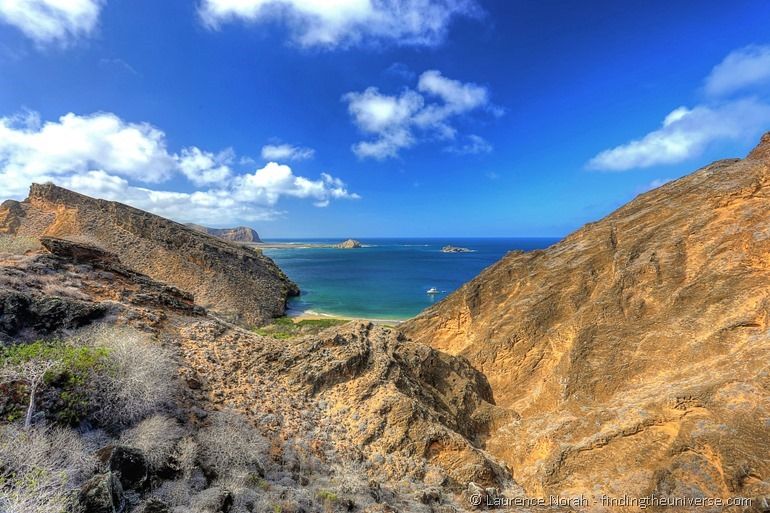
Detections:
[0, 184, 297, 325]
[0, 235, 512, 512]
[403, 134, 770, 503]
[185, 224, 262, 243]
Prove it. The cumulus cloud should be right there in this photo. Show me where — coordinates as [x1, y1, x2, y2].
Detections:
[588, 99, 770, 171]
[0, 111, 359, 223]
[0, 0, 104, 45]
[198, 0, 480, 48]
[177, 147, 234, 186]
[261, 143, 315, 161]
[588, 44, 770, 172]
[704, 45, 770, 97]
[344, 70, 496, 159]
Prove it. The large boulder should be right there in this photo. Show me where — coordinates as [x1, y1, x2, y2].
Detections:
[97, 445, 150, 491]
[79, 472, 124, 513]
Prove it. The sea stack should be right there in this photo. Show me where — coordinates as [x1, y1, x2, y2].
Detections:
[336, 239, 363, 249]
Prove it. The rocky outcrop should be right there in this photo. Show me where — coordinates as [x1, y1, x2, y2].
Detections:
[185, 224, 262, 243]
[403, 134, 770, 502]
[335, 239, 363, 249]
[0, 184, 298, 324]
[178, 320, 514, 489]
[441, 245, 473, 253]
[0, 237, 204, 341]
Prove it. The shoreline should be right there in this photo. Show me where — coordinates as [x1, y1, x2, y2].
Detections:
[286, 308, 405, 325]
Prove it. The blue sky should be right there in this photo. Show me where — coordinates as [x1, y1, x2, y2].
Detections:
[1, 1, 770, 237]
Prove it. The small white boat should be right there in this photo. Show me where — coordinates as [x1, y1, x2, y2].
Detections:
[426, 287, 440, 294]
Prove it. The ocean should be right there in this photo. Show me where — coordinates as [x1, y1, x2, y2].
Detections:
[262, 238, 559, 321]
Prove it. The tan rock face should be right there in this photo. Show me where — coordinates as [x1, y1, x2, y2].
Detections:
[403, 134, 770, 502]
[178, 320, 513, 489]
[0, 184, 298, 325]
[185, 223, 262, 243]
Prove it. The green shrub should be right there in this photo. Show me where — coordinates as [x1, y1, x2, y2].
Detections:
[254, 317, 347, 339]
[0, 342, 110, 427]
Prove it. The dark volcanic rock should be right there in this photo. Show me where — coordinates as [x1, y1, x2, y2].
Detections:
[98, 445, 149, 491]
[0, 237, 205, 340]
[79, 472, 124, 513]
[0, 290, 107, 339]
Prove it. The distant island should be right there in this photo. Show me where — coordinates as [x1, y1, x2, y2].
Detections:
[245, 239, 365, 250]
[335, 239, 363, 249]
[186, 223, 261, 243]
[442, 245, 474, 253]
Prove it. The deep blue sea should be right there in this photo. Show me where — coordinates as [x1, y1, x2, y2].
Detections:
[262, 238, 559, 320]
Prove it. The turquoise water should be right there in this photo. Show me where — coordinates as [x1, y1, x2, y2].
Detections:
[263, 238, 559, 320]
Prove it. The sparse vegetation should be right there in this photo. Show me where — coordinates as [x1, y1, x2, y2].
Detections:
[254, 317, 348, 339]
[120, 414, 184, 471]
[0, 341, 110, 428]
[0, 424, 95, 513]
[77, 325, 178, 428]
[0, 235, 41, 256]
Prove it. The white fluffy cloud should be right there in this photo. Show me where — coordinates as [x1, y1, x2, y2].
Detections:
[704, 45, 770, 97]
[0, 111, 359, 223]
[198, 0, 479, 48]
[0, 0, 103, 45]
[588, 100, 770, 171]
[588, 44, 770, 171]
[261, 143, 315, 161]
[344, 70, 495, 159]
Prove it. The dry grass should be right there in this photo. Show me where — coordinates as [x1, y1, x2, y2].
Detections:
[0, 235, 41, 256]
[0, 424, 96, 513]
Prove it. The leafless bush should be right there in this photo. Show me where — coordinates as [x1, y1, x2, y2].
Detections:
[196, 410, 268, 484]
[172, 436, 199, 479]
[41, 282, 90, 300]
[120, 414, 185, 471]
[74, 324, 178, 427]
[0, 235, 41, 256]
[152, 478, 194, 509]
[0, 424, 96, 513]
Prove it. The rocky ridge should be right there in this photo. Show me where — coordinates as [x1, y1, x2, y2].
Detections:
[186, 224, 262, 243]
[0, 184, 298, 325]
[403, 133, 770, 504]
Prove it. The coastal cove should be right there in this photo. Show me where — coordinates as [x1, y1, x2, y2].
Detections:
[262, 238, 559, 320]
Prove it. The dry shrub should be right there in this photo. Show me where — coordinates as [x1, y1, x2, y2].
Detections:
[120, 414, 185, 471]
[172, 436, 198, 479]
[0, 424, 95, 513]
[73, 324, 178, 428]
[0, 235, 41, 256]
[196, 410, 268, 484]
[41, 282, 90, 301]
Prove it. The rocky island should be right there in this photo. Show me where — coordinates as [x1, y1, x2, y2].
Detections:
[441, 245, 473, 253]
[335, 238, 363, 249]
